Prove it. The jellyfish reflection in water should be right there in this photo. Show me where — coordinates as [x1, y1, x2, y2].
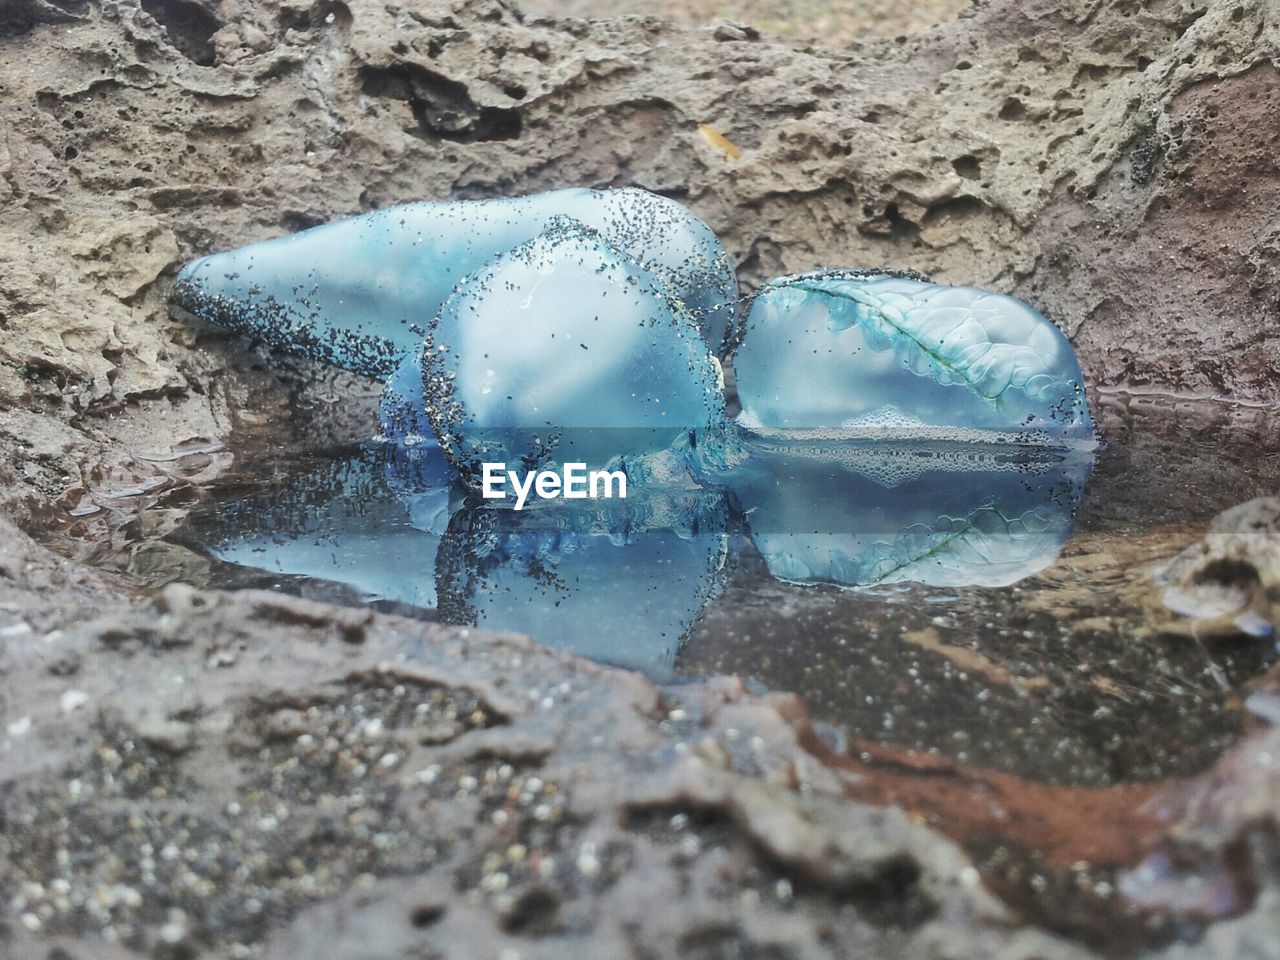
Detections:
[732, 439, 1091, 589]
[188, 439, 1091, 678]
[199, 444, 455, 612]
[193, 444, 734, 674]
[434, 490, 734, 673]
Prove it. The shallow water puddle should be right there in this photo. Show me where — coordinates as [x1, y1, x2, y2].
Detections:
[65, 396, 1278, 950]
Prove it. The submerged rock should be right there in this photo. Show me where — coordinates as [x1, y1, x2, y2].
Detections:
[733, 271, 1095, 445]
[173, 187, 739, 379]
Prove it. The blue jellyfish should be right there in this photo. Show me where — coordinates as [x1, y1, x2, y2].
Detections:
[173, 187, 739, 379]
[732, 271, 1095, 446]
[389, 219, 727, 485]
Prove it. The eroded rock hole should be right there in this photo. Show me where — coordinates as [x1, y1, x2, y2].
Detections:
[952, 154, 982, 180]
[999, 97, 1028, 121]
[141, 0, 221, 66]
[360, 64, 522, 142]
[498, 885, 561, 935]
[408, 903, 444, 928]
[1194, 558, 1262, 591]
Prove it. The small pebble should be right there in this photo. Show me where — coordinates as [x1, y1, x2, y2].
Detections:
[576, 843, 600, 878]
[60, 690, 90, 713]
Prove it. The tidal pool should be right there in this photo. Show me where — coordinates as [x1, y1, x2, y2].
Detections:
[151, 395, 1278, 950]
[170, 397, 1280, 787]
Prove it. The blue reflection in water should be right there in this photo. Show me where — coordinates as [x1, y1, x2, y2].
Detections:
[192, 439, 1091, 677]
[731, 439, 1090, 589]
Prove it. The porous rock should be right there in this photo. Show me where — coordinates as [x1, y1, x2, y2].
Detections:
[3, 1, 1280, 957]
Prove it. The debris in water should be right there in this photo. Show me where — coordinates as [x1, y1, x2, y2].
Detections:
[697, 123, 742, 161]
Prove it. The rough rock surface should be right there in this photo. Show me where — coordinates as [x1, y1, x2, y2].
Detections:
[1156, 495, 1280, 637]
[2, 0, 1280, 958]
[1, 520, 1094, 959]
[2, 0, 1279, 507]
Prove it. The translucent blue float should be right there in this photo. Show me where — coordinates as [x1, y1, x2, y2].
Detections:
[173, 187, 739, 378]
[732, 271, 1094, 446]
[392, 220, 728, 484]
